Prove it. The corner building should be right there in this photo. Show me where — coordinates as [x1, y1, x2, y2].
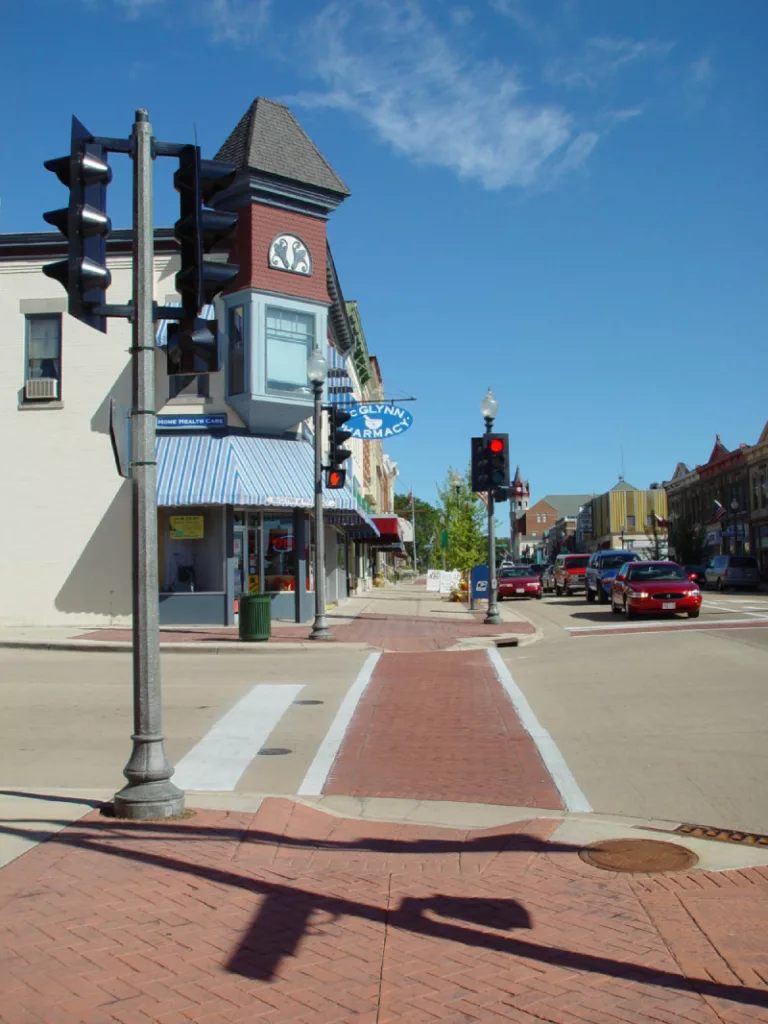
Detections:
[0, 97, 397, 627]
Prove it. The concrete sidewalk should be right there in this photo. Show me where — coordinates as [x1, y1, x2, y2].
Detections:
[1, 796, 766, 1024]
[0, 582, 535, 654]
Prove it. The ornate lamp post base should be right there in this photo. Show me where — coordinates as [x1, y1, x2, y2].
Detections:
[113, 737, 184, 820]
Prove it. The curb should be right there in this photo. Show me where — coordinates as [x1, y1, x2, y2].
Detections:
[0, 639, 375, 655]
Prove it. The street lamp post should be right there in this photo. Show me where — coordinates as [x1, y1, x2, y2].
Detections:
[308, 349, 331, 641]
[729, 496, 740, 555]
[480, 388, 502, 625]
[451, 469, 462, 500]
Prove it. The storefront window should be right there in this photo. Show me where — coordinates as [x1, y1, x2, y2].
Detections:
[761, 468, 768, 509]
[159, 507, 224, 593]
[264, 513, 296, 591]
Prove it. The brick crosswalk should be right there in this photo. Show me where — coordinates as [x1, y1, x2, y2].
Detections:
[324, 650, 564, 807]
[1, 799, 767, 1023]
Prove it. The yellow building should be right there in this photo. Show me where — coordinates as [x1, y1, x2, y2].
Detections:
[587, 479, 668, 555]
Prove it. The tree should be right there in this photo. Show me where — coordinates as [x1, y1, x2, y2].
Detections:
[394, 492, 440, 569]
[669, 517, 705, 565]
[436, 467, 486, 574]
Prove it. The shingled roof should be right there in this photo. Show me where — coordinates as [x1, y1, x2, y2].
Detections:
[215, 97, 350, 197]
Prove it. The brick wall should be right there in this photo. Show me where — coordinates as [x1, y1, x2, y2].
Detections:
[230, 204, 329, 304]
[518, 501, 557, 538]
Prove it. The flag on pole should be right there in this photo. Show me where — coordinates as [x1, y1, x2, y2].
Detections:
[712, 500, 726, 522]
[477, 492, 489, 509]
[652, 511, 669, 528]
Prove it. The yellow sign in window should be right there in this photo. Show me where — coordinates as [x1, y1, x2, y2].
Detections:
[169, 515, 204, 540]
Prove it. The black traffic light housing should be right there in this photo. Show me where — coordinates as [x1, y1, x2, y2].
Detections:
[173, 146, 239, 317]
[487, 433, 510, 501]
[326, 405, 352, 490]
[471, 433, 510, 499]
[43, 116, 112, 332]
[167, 318, 219, 376]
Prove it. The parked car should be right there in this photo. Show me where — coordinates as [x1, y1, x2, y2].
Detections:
[611, 561, 703, 619]
[585, 550, 642, 603]
[541, 564, 556, 593]
[553, 553, 590, 596]
[704, 555, 760, 591]
[497, 566, 543, 600]
[683, 565, 708, 589]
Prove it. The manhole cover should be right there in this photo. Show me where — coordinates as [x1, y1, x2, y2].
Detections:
[258, 747, 292, 756]
[580, 838, 698, 873]
[293, 699, 324, 706]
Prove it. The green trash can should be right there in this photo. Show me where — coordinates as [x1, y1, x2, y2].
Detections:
[238, 593, 271, 642]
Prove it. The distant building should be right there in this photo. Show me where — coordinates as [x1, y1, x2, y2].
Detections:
[583, 479, 668, 555]
[664, 427, 766, 572]
[514, 492, 593, 561]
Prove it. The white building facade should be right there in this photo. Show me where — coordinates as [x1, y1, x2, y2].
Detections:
[0, 98, 392, 627]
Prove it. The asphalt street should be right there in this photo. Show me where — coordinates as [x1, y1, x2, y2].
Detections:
[1, 587, 766, 836]
[498, 589, 768, 833]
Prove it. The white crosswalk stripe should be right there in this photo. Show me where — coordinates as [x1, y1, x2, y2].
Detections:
[173, 683, 303, 791]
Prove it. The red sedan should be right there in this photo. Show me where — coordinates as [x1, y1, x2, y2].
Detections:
[610, 561, 702, 619]
[498, 566, 542, 600]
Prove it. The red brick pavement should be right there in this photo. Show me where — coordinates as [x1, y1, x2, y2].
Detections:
[1, 798, 767, 1023]
[74, 615, 532, 653]
[324, 650, 564, 808]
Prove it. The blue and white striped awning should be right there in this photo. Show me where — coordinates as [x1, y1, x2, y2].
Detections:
[156, 304, 216, 347]
[156, 434, 378, 536]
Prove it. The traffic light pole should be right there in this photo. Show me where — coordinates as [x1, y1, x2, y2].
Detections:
[309, 381, 331, 640]
[484, 416, 502, 625]
[113, 110, 184, 820]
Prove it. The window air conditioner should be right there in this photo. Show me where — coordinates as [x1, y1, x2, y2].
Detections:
[25, 378, 59, 400]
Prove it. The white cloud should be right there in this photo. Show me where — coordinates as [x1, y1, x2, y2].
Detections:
[114, 0, 163, 15]
[449, 6, 473, 27]
[687, 54, 714, 108]
[291, 0, 597, 190]
[201, 0, 271, 44]
[92, 0, 271, 40]
[545, 35, 674, 89]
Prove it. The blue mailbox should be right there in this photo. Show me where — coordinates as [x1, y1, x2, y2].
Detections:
[470, 564, 490, 610]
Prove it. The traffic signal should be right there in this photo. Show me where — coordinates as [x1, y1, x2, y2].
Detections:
[43, 116, 112, 332]
[167, 318, 219, 375]
[173, 146, 239, 317]
[326, 406, 352, 489]
[470, 433, 510, 498]
[470, 436, 488, 492]
[487, 433, 510, 502]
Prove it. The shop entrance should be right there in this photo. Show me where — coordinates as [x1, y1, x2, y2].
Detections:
[234, 512, 263, 595]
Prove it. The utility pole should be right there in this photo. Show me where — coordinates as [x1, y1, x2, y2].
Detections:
[114, 110, 183, 819]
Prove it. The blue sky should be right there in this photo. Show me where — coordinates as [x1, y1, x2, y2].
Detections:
[4, 0, 767, 506]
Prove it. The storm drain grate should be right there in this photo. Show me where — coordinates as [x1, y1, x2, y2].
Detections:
[580, 838, 698, 873]
[674, 824, 768, 846]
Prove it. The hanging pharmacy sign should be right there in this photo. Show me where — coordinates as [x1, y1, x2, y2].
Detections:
[345, 403, 413, 441]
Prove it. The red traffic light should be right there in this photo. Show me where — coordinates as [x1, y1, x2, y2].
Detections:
[489, 438, 504, 453]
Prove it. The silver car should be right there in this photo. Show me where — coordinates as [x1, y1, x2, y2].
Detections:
[704, 554, 760, 591]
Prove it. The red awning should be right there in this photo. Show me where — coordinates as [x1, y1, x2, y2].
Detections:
[371, 515, 403, 542]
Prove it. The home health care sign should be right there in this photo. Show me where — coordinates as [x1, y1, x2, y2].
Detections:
[345, 403, 413, 441]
